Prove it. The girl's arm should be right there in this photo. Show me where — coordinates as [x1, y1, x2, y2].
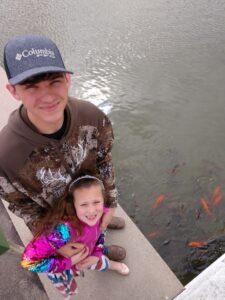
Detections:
[21, 224, 72, 273]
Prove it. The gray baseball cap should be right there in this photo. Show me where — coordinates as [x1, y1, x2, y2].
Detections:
[4, 34, 73, 85]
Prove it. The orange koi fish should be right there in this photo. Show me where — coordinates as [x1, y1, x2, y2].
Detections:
[213, 194, 222, 206]
[188, 241, 206, 248]
[148, 231, 160, 239]
[152, 195, 166, 211]
[200, 198, 212, 217]
[212, 186, 222, 206]
[213, 186, 221, 197]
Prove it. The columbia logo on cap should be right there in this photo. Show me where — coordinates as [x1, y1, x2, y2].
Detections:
[15, 53, 22, 61]
[15, 48, 56, 61]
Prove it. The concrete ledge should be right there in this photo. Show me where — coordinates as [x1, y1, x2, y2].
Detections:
[0, 67, 183, 299]
[175, 254, 225, 300]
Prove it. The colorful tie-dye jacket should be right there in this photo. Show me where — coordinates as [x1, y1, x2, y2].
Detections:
[0, 98, 118, 231]
[21, 208, 108, 273]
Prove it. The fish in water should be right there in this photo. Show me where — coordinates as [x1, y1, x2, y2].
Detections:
[212, 186, 222, 206]
[212, 186, 221, 198]
[200, 198, 212, 217]
[213, 194, 222, 206]
[148, 231, 160, 239]
[188, 241, 207, 248]
[152, 195, 166, 211]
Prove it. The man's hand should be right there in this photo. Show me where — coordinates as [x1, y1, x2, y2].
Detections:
[57, 242, 85, 258]
[71, 246, 89, 266]
[100, 207, 116, 231]
[76, 256, 99, 270]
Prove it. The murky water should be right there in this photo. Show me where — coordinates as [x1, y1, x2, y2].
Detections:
[1, 0, 225, 283]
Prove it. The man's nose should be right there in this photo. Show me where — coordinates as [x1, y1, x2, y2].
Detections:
[38, 87, 55, 102]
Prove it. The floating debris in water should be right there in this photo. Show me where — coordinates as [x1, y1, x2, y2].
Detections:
[168, 162, 186, 175]
[162, 239, 170, 246]
[195, 208, 201, 220]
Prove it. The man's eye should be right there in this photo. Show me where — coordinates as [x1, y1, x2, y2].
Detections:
[25, 86, 37, 90]
[80, 203, 87, 207]
[51, 80, 61, 85]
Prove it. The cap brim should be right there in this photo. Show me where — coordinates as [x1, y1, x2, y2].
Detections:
[9, 66, 73, 85]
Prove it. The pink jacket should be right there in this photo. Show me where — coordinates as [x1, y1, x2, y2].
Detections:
[21, 208, 108, 273]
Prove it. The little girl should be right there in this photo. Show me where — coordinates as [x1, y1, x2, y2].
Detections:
[21, 175, 129, 298]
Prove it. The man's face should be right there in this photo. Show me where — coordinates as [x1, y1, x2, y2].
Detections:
[7, 73, 71, 133]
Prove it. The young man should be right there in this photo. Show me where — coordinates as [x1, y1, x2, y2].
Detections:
[1, 34, 125, 261]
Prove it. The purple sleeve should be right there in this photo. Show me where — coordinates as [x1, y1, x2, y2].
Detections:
[92, 245, 104, 259]
[21, 224, 72, 273]
[92, 225, 107, 259]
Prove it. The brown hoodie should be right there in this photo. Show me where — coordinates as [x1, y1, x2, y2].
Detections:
[0, 98, 118, 230]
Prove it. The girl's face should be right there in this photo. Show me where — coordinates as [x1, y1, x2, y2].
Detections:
[73, 185, 104, 226]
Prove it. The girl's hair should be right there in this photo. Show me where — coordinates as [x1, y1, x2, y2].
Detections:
[33, 176, 105, 237]
[68, 175, 105, 195]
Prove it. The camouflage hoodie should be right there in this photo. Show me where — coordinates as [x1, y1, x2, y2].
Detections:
[0, 98, 118, 231]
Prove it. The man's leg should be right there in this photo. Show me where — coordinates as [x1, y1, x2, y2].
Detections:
[103, 245, 126, 261]
[107, 216, 125, 229]
[96, 231, 126, 262]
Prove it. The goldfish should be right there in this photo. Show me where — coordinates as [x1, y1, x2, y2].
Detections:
[152, 195, 166, 211]
[200, 198, 212, 217]
[148, 231, 160, 239]
[212, 186, 222, 206]
[212, 186, 221, 198]
[213, 194, 222, 206]
[188, 241, 206, 248]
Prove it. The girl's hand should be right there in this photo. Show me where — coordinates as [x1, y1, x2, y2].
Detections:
[57, 242, 85, 258]
[71, 246, 89, 265]
[76, 256, 99, 270]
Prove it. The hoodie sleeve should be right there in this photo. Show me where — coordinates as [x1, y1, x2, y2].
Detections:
[21, 224, 72, 273]
[97, 114, 118, 208]
[0, 173, 47, 233]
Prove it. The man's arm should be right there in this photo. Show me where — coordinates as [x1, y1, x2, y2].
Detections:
[0, 174, 47, 233]
[97, 114, 118, 208]
[97, 114, 118, 229]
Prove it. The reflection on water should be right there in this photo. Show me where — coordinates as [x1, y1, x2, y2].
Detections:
[2, 0, 225, 283]
[75, 77, 112, 115]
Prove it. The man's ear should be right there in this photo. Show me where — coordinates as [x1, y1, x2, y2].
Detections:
[6, 84, 21, 101]
[65, 73, 71, 88]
